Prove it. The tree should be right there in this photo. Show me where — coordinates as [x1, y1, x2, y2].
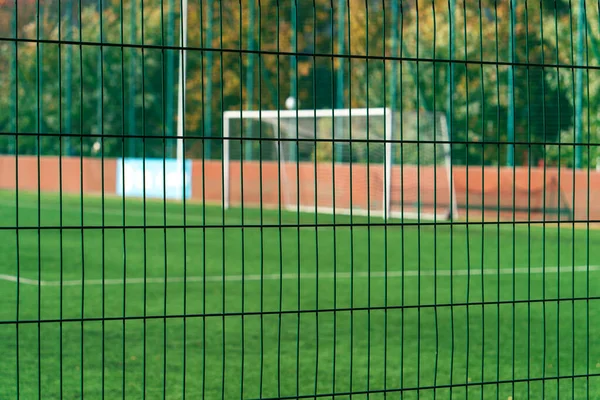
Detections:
[1, 0, 596, 167]
[340, 0, 576, 166]
[0, 0, 172, 157]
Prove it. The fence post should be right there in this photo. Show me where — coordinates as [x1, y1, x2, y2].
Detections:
[335, 0, 345, 163]
[575, 0, 585, 169]
[129, 0, 137, 158]
[96, 0, 102, 157]
[507, 0, 516, 167]
[65, 0, 73, 156]
[38, 1, 44, 155]
[447, 0, 455, 157]
[204, 1, 213, 160]
[290, 0, 298, 162]
[166, 0, 175, 158]
[390, 0, 398, 165]
[10, 1, 16, 155]
[245, 0, 255, 161]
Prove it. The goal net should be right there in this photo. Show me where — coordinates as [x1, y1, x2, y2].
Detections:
[223, 108, 458, 221]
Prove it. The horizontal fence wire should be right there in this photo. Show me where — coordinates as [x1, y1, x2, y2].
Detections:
[1, 295, 600, 324]
[2, 34, 600, 70]
[2, 0, 600, 399]
[6, 130, 600, 147]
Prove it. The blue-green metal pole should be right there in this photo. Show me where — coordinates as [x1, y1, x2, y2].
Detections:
[129, 0, 136, 157]
[447, 0, 454, 149]
[166, 0, 175, 157]
[245, 0, 255, 160]
[65, 0, 73, 156]
[38, 2, 44, 154]
[10, 2, 16, 154]
[291, 1, 297, 104]
[335, 0, 345, 162]
[575, 0, 585, 168]
[290, 0, 297, 162]
[204, 0, 213, 159]
[507, 0, 516, 166]
[97, 0, 104, 156]
[390, 0, 398, 165]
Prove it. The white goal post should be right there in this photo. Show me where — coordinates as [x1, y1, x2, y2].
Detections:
[223, 107, 459, 221]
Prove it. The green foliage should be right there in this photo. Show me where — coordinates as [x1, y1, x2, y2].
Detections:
[1, 0, 598, 166]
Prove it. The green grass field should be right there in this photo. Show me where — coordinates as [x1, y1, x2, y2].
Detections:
[1, 189, 600, 399]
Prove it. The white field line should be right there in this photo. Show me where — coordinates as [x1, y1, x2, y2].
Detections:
[0, 199, 206, 223]
[0, 274, 41, 285]
[1, 199, 327, 226]
[1, 265, 599, 287]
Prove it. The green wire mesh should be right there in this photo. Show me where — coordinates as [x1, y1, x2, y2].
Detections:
[1, 0, 600, 399]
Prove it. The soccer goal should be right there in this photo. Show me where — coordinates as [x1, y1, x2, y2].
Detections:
[223, 107, 459, 221]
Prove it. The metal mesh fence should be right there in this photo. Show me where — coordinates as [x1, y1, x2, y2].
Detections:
[1, 0, 600, 398]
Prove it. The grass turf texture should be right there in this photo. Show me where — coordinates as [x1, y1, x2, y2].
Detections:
[0, 190, 600, 399]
